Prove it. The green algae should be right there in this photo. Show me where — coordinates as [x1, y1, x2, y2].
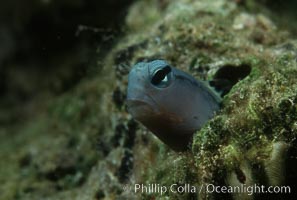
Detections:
[1, 0, 297, 199]
[112, 0, 297, 199]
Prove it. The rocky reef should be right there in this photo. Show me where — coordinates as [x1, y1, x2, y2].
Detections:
[0, 0, 297, 199]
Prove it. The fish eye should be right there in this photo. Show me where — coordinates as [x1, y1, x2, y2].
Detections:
[151, 66, 172, 88]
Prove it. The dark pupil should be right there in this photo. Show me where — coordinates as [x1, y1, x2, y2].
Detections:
[151, 66, 171, 85]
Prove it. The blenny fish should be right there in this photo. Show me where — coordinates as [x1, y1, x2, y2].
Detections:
[126, 60, 221, 151]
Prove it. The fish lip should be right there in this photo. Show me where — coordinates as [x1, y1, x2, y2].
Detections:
[126, 98, 150, 108]
[126, 98, 156, 112]
[126, 99, 152, 120]
[126, 94, 160, 117]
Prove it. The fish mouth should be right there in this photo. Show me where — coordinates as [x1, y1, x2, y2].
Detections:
[126, 95, 160, 120]
[126, 99, 154, 113]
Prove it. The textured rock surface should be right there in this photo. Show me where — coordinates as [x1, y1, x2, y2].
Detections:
[1, 0, 297, 199]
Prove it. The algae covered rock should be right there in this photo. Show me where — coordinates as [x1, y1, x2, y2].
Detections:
[0, 0, 297, 200]
[110, 0, 297, 199]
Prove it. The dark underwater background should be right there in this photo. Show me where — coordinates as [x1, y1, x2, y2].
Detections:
[1, 0, 297, 199]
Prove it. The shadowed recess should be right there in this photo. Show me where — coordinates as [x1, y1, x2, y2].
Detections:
[210, 64, 252, 96]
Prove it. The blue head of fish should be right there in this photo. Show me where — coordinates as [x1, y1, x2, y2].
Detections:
[127, 60, 221, 151]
